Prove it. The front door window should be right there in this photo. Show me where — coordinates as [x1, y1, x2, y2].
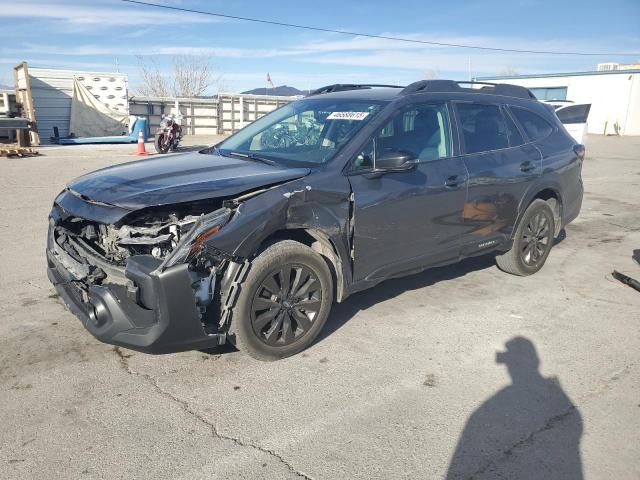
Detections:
[352, 103, 451, 171]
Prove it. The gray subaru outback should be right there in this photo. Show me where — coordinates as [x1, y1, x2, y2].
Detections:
[47, 80, 584, 360]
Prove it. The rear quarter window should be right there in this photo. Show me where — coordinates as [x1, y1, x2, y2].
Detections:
[510, 107, 554, 141]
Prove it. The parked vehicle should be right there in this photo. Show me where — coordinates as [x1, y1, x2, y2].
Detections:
[154, 113, 183, 153]
[545, 100, 591, 143]
[47, 80, 584, 360]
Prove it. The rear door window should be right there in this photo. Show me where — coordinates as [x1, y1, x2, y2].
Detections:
[455, 103, 509, 154]
[555, 104, 591, 124]
[510, 107, 554, 141]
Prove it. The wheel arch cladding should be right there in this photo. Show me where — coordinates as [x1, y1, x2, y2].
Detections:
[256, 227, 346, 303]
[515, 184, 563, 239]
[531, 188, 562, 237]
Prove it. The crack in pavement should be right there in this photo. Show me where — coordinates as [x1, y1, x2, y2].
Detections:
[468, 406, 577, 479]
[468, 364, 635, 479]
[113, 347, 314, 480]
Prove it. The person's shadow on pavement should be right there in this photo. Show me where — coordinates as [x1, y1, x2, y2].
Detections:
[445, 337, 583, 480]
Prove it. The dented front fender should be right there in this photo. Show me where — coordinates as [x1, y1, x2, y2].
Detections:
[205, 172, 354, 293]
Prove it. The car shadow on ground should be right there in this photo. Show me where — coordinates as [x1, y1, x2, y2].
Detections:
[320, 228, 568, 344]
[200, 253, 497, 357]
[203, 229, 569, 356]
[317, 253, 497, 344]
[554, 228, 567, 246]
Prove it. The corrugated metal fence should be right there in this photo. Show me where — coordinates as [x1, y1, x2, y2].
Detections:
[25, 67, 129, 143]
[18, 64, 298, 143]
[128, 93, 297, 136]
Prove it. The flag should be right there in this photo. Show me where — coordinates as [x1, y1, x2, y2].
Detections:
[266, 73, 275, 88]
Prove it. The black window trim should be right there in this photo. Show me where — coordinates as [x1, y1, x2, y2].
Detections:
[346, 100, 455, 175]
[501, 105, 528, 147]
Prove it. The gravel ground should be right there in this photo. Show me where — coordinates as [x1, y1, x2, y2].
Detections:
[0, 134, 638, 479]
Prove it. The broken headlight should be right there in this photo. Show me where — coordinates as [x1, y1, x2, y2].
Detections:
[158, 207, 232, 270]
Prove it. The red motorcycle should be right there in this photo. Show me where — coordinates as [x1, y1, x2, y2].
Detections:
[154, 113, 183, 154]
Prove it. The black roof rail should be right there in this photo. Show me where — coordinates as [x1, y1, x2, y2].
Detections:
[308, 84, 404, 96]
[400, 80, 536, 100]
[400, 80, 462, 95]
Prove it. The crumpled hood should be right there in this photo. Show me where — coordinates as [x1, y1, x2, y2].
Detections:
[68, 151, 311, 210]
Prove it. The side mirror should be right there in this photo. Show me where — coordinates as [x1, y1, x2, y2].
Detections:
[375, 149, 417, 171]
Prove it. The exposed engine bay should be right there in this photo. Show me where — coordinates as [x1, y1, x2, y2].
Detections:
[64, 212, 198, 265]
[53, 200, 226, 273]
[50, 204, 233, 338]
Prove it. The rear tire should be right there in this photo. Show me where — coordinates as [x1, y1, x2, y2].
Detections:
[227, 240, 333, 361]
[496, 199, 556, 276]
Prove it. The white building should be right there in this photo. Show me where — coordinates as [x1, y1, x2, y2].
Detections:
[476, 69, 640, 136]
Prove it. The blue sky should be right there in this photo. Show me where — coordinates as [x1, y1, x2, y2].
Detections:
[1, 0, 639, 93]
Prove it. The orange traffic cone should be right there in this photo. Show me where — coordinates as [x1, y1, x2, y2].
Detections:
[136, 129, 148, 156]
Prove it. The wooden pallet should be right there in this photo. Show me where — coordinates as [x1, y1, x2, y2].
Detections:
[0, 145, 39, 157]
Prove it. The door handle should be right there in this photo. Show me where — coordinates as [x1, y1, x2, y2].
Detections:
[445, 175, 463, 188]
[520, 161, 536, 172]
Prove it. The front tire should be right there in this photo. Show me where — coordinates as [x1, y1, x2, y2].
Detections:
[228, 240, 334, 361]
[496, 199, 556, 276]
[154, 133, 170, 154]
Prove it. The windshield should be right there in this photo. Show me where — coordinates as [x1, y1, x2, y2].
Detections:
[216, 98, 387, 166]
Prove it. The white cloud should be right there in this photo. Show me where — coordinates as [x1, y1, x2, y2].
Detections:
[9, 27, 639, 64]
[154, 46, 302, 58]
[291, 33, 640, 76]
[0, 57, 120, 71]
[1, 1, 219, 28]
[5, 23, 639, 90]
[298, 32, 640, 56]
[7, 44, 300, 59]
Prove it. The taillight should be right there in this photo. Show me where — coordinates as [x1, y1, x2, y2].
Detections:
[573, 144, 585, 160]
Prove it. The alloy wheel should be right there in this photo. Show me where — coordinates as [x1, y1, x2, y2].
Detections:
[521, 212, 551, 266]
[250, 264, 322, 346]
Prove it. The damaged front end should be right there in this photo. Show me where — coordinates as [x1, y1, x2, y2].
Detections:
[47, 193, 237, 354]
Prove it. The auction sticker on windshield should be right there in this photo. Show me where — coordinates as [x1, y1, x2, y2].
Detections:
[327, 111, 370, 120]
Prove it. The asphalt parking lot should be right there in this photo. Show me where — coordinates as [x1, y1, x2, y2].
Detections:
[1, 134, 638, 479]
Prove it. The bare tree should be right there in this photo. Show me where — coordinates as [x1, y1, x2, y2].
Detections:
[136, 55, 170, 97]
[424, 68, 440, 80]
[498, 66, 520, 77]
[172, 55, 217, 97]
[136, 55, 219, 97]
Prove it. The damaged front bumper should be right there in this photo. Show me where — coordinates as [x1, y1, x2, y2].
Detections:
[46, 223, 226, 354]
